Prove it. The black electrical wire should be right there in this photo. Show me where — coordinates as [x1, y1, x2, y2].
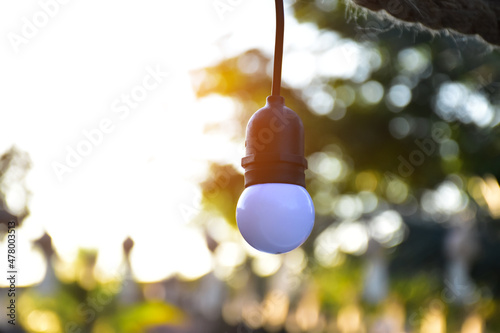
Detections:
[272, 0, 284, 97]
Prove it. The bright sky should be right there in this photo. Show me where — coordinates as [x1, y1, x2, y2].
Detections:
[0, 0, 327, 285]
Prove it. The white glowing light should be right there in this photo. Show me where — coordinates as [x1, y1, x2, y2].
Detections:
[237, 184, 315, 254]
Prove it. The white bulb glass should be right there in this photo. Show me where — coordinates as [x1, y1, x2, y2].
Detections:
[236, 183, 315, 254]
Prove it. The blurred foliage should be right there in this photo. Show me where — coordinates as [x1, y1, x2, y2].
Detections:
[15, 247, 186, 333]
[106, 302, 185, 332]
[201, 164, 244, 227]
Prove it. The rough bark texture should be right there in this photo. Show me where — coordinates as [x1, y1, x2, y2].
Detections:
[351, 0, 500, 45]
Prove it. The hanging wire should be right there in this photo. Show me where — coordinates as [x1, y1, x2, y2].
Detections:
[272, 0, 284, 96]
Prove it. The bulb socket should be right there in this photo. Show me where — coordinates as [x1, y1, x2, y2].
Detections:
[242, 96, 307, 188]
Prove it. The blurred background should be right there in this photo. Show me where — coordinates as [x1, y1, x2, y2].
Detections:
[1, 0, 500, 332]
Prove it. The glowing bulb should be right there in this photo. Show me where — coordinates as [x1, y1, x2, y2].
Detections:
[237, 96, 315, 254]
[237, 183, 314, 254]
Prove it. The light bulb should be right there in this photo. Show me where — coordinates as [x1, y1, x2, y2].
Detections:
[237, 183, 315, 254]
[237, 96, 315, 254]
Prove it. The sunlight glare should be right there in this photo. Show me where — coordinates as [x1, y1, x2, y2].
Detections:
[0, 235, 46, 287]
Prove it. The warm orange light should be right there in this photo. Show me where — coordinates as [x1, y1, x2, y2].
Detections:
[420, 304, 445, 333]
[295, 290, 320, 331]
[262, 290, 289, 330]
[461, 314, 483, 333]
[337, 304, 363, 333]
[480, 175, 500, 218]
